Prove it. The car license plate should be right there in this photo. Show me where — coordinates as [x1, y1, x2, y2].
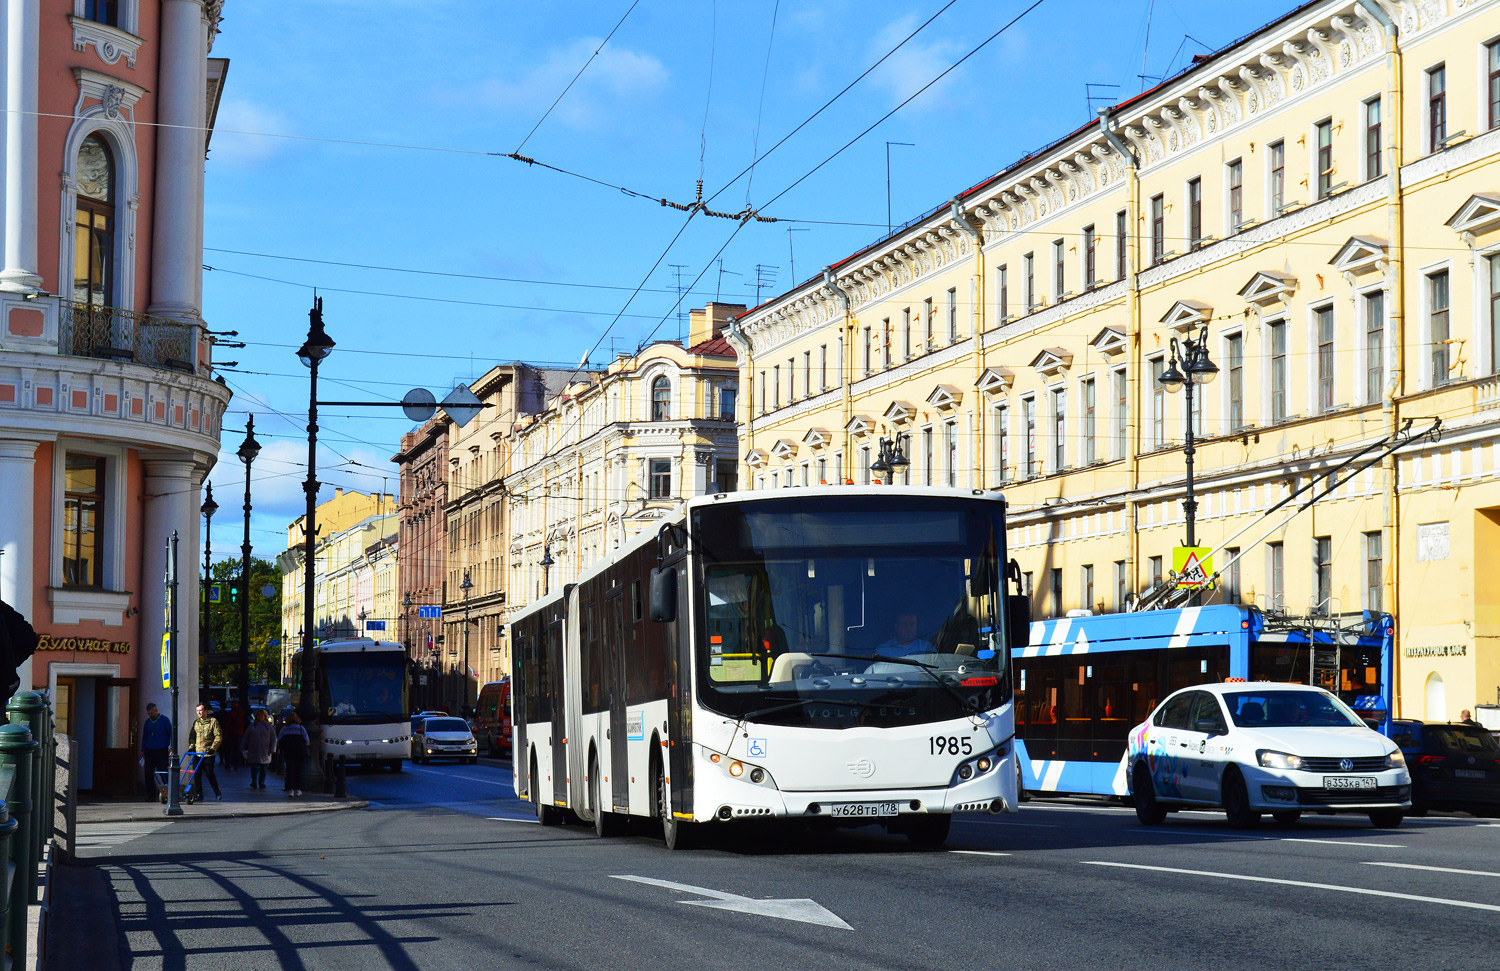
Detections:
[830, 802, 899, 818]
[1455, 769, 1488, 780]
[1323, 776, 1377, 790]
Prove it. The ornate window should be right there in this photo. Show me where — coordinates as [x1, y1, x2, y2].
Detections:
[650, 375, 670, 421]
[74, 134, 114, 307]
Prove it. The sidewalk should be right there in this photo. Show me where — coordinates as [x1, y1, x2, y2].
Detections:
[79, 765, 367, 824]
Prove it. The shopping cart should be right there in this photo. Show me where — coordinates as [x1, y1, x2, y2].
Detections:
[156, 751, 207, 804]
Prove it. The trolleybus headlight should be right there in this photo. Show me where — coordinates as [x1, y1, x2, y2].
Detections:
[729, 761, 745, 777]
[749, 768, 764, 783]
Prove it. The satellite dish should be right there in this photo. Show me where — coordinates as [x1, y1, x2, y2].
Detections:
[441, 385, 484, 427]
[401, 387, 437, 422]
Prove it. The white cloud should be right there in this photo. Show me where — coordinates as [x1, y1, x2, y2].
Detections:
[867, 15, 966, 112]
[478, 37, 669, 130]
[210, 98, 295, 166]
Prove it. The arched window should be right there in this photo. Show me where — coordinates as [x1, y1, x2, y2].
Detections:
[651, 376, 671, 421]
[74, 135, 114, 307]
[1425, 672, 1446, 722]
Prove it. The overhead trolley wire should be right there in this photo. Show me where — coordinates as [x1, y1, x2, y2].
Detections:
[513, 0, 644, 155]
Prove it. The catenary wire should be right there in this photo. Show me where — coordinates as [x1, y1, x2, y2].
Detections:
[513, 0, 644, 155]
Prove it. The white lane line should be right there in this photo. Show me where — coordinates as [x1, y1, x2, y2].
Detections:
[960, 818, 1058, 828]
[1365, 862, 1500, 878]
[404, 767, 513, 787]
[488, 816, 539, 824]
[1082, 861, 1500, 913]
[1281, 838, 1405, 848]
[950, 850, 1011, 856]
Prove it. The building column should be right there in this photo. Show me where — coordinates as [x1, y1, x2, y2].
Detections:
[148, 0, 207, 321]
[0, 437, 47, 689]
[1, 0, 43, 292]
[141, 456, 197, 756]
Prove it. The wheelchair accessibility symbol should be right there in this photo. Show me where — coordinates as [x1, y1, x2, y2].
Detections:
[747, 738, 767, 758]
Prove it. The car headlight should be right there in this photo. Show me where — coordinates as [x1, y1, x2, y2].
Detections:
[1385, 749, 1406, 769]
[1257, 750, 1304, 770]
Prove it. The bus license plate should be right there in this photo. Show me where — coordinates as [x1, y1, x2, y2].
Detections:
[830, 802, 899, 818]
[1323, 776, 1377, 790]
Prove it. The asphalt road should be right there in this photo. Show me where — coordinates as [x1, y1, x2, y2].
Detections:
[82, 757, 1500, 971]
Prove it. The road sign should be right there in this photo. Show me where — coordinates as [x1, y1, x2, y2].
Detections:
[441, 385, 483, 427]
[402, 387, 437, 422]
[366, 620, 386, 631]
[208, 584, 221, 604]
[1173, 546, 1214, 590]
[418, 605, 441, 619]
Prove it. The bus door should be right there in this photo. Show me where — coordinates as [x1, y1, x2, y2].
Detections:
[547, 609, 568, 809]
[607, 580, 629, 812]
[665, 549, 693, 821]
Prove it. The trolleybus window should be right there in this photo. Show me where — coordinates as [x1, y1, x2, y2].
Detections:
[690, 496, 1010, 728]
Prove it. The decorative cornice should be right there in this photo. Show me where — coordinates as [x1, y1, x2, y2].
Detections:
[69, 16, 142, 70]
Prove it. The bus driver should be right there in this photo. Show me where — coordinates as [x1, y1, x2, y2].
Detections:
[875, 612, 935, 657]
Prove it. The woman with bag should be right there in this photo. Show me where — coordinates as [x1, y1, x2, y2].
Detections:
[241, 709, 277, 789]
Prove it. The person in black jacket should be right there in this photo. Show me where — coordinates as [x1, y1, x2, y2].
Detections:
[0, 599, 39, 701]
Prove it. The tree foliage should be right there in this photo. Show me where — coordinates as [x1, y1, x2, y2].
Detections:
[201, 557, 283, 687]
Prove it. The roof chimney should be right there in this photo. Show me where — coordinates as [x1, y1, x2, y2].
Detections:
[689, 302, 746, 347]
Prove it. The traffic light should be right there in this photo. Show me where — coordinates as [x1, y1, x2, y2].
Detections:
[228, 582, 240, 604]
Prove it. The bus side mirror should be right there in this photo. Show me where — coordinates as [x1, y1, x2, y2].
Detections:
[1007, 593, 1031, 649]
[649, 567, 677, 623]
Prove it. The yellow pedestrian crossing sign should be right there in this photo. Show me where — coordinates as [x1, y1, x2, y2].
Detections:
[1173, 546, 1214, 590]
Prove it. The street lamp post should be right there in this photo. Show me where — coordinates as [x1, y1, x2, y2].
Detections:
[869, 432, 910, 484]
[459, 570, 473, 716]
[538, 546, 555, 596]
[297, 298, 335, 720]
[1157, 325, 1219, 584]
[236, 415, 260, 713]
[200, 484, 218, 657]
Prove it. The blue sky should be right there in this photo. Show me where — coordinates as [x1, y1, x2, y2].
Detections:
[202, 0, 1299, 558]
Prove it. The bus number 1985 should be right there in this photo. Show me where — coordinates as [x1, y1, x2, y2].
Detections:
[929, 736, 973, 756]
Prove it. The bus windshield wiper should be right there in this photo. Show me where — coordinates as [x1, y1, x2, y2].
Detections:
[740, 696, 911, 723]
[798, 652, 984, 718]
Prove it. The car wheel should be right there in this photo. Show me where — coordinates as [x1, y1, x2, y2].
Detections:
[1222, 769, 1261, 829]
[532, 753, 560, 826]
[905, 813, 952, 846]
[1132, 763, 1168, 825]
[655, 757, 695, 850]
[1271, 810, 1302, 827]
[1368, 809, 1404, 828]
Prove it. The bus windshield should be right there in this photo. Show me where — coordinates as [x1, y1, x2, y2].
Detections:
[320, 653, 407, 724]
[691, 495, 1010, 728]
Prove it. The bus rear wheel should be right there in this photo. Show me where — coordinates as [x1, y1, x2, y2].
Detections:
[655, 759, 695, 850]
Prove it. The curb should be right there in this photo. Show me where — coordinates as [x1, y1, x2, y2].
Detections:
[77, 799, 369, 824]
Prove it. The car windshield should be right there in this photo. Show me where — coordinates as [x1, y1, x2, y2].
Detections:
[1424, 726, 1500, 754]
[1223, 690, 1363, 728]
[422, 718, 468, 734]
[690, 495, 1011, 728]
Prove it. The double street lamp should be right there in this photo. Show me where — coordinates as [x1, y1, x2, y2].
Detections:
[869, 432, 910, 483]
[236, 415, 260, 713]
[1157, 325, 1219, 550]
[459, 570, 473, 715]
[297, 299, 335, 720]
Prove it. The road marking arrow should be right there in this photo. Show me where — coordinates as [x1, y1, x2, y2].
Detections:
[610, 875, 852, 929]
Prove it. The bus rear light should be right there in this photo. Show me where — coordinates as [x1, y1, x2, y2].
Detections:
[729, 761, 745, 777]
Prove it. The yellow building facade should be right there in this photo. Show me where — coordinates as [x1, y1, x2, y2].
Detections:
[731, 0, 1500, 721]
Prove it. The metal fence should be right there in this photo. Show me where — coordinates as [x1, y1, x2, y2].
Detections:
[0, 691, 55, 971]
[58, 301, 199, 373]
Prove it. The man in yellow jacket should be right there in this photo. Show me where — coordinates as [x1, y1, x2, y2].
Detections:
[189, 703, 223, 801]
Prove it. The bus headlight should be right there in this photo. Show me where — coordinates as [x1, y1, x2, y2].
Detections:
[952, 743, 1006, 786]
[729, 761, 744, 777]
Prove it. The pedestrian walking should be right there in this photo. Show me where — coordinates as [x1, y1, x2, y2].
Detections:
[1461, 708, 1480, 726]
[222, 701, 248, 769]
[278, 711, 310, 796]
[139, 703, 172, 801]
[189, 703, 223, 800]
[241, 709, 277, 789]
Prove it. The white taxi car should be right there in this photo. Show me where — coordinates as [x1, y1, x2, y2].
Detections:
[1125, 682, 1410, 828]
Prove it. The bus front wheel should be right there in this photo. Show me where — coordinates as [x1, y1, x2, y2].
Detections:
[655, 759, 695, 850]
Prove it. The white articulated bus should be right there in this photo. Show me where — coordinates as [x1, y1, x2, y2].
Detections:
[295, 638, 410, 771]
[511, 487, 1030, 849]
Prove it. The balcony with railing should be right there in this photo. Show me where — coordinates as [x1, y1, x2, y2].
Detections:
[58, 301, 201, 374]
